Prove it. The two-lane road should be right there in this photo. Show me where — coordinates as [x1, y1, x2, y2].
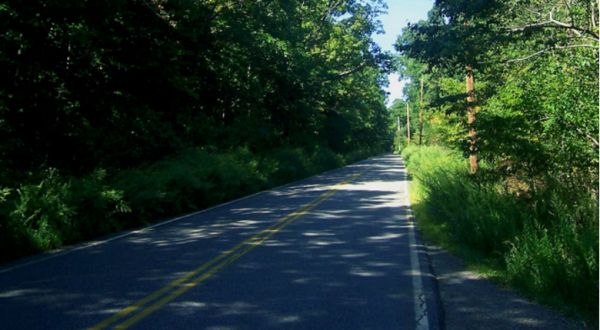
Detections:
[0, 154, 440, 330]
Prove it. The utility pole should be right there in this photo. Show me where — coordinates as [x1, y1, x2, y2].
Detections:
[419, 76, 424, 145]
[466, 64, 478, 174]
[406, 102, 411, 147]
[464, 20, 478, 174]
[397, 116, 402, 153]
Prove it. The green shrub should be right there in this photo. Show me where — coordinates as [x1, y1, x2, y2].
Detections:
[403, 145, 599, 323]
[263, 148, 311, 186]
[9, 169, 71, 251]
[405, 147, 524, 258]
[0, 169, 130, 263]
[307, 146, 344, 174]
[343, 149, 370, 164]
[0, 145, 380, 265]
[112, 147, 265, 225]
[65, 169, 130, 240]
[506, 193, 599, 320]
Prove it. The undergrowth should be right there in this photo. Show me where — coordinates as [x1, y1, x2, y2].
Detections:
[0, 146, 378, 264]
[402, 145, 599, 326]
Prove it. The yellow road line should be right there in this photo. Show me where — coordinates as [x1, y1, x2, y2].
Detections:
[89, 169, 368, 330]
[88, 193, 328, 330]
[113, 190, 336, 330]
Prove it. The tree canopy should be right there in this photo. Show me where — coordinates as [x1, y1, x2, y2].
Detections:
[393, 1, 599, 322]
[395, 0, 598, 184]
[0, 0, 394, 185]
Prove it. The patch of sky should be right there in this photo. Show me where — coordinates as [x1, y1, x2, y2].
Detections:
[371, 0, 434, 107]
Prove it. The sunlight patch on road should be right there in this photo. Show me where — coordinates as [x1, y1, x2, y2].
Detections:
[170, 301, 207, 308]
[339, 181, 396, 192]
[0, 289, 44, 298]
[341, 253, 369, 258]
[307, 238, 345, 246]
[272, 315, 301, 324]
[302, 231, 336, 237]
[229, 220, 261, 227]
[217, 301, 258, 316]
[365, 262, 396, 267]
[262, 241, 293, 247]
[350, 268, 385, 277]
[125, 227, 225, 247]
[365, 233, 403, 241]
[308, 210, 347, 220]
[230, 208, 274, 215]
[292, 278, 313, 284]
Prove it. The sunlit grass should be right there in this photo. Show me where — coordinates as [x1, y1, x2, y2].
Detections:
[408, 168, 507, 284]
[402, 145, 599, 326]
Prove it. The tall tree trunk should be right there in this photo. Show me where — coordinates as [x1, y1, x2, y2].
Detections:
[419, 76, 424, 145]
[466, 65, 478, 174]
[406, 102, 411, 147]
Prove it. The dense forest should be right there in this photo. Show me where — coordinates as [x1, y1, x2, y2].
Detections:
[0, 0, 394, 262]
[392, 0, 598, 324]
[1, 0, 598, 324]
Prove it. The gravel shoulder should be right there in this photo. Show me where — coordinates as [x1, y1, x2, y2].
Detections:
[424, 243, 589, 330]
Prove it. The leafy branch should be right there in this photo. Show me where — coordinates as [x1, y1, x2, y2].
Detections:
[507, 44, 598, 63]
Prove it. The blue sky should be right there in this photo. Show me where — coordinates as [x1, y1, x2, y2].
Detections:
[371, 0, 434, 107]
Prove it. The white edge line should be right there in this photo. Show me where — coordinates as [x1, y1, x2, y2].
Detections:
[0, 155, 383, 274]
[404, 163, 430, 330]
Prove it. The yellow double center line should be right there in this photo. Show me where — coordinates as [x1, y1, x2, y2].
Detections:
[89, 168, 370, 330]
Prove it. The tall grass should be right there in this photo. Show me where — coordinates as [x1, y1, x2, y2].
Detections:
[0, 146, 378, 264]
[402, 145, 599, 324]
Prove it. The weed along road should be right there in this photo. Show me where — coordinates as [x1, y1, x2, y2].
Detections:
[0, 154, 440, 330]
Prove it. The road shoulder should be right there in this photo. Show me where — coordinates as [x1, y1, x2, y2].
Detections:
[424, 243, 585, 330]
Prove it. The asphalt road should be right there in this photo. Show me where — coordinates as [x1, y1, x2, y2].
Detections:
[0, 154, 440, 330]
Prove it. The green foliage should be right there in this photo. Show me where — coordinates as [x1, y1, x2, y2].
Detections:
[261, 148, 313, 187]
[395, 0, 599, 182]
[506, 194, 599, 319]
[111, 148, 268, 225]
[0, 146, 380, 264]
[403, 145, 599, 324]
[0, 0, 393, 182]
[0, 0, 395, 262]
[0, 169, 130, 262]
[394, 0, 598, 323]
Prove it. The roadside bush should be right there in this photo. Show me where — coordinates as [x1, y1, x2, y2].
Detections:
[112, 147, 265, 225]
[0, 169, 129, 263]
[262, 148, 311, 186]
[404, 146, 524, 258]
[506, 192, 599, 319]
[307, 146, 344, 174]
[343, 149, 371, 164]
[1, 145, 379, 265]
[65, 169, 130, 240]
[402, 145, 599, 323]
